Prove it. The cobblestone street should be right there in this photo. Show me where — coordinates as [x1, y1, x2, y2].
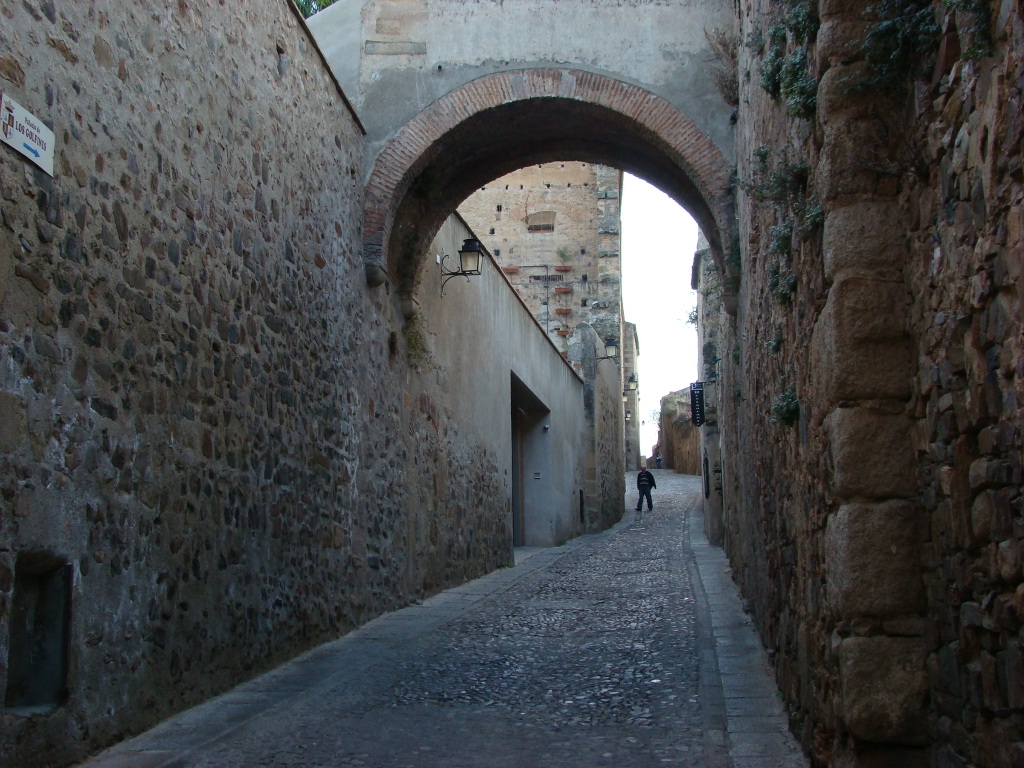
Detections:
[80, 473, 807, 768]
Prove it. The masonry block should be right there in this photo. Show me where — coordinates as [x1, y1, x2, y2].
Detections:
[826, 408, 917, 500]
[823, 202, 907, 282]
[816, 119, 890, 204]
[839, 636, 930, 745]
[816, 62, 875, 118]
[825, 501, 926, 618]
[810, 278, 913, 410]
[0, 392, 28, 454]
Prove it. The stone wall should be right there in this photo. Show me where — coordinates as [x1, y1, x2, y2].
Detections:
[413, 214, 589, 549]
[0, 3, 548, 767]
[587, 323, 627, 532]
[623, 322, 642, 472]
[905, 20, 1024, 768]
[459, 162, 628, 528]
[707, 0, 1024, 764]
[658, 389, 701, 475]
[694, 243, 726, 545]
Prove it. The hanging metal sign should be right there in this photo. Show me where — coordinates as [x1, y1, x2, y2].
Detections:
[1, 93, 54, 176]
[690, 381, 705, 427]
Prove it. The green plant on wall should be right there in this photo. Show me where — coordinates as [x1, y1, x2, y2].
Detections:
[741, 148, 820, 308]
[768, 222, 794, 259]
[702, 340, 721, 379]
[769, 383, 800, 427]
[768, 258, 798, 305]
[945, 0, 993, 59]
[293, 0, 340, 18]
[779, 49, 817, 119]
[848, 0, 939, 93]
[754, 0, 819, 118]
[784, 0, 819, 43]
[758, 24, 789, 97]
[557, 246, 572, 261]
[743, 147, 809, 207]
[724, 227, 742, 279]
[796, 194, 824, 238]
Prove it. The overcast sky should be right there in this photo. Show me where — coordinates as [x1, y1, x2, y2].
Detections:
[620, 174, 700, 456]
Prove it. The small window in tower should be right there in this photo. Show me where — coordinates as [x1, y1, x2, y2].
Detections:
[496, 205, 502, 212]
[526, 211, 556, 233]
[489, 228, 495, 235]
[494, 249, 500, 257]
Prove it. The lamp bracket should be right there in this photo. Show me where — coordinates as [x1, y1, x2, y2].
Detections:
[439, 253, 473, 297]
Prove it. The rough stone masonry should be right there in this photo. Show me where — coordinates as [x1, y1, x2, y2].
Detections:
[700, 0, 1024, 763]
[0, 3, 514, 766]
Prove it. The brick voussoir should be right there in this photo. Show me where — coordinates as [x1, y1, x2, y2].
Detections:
[362, 68, 731, 282]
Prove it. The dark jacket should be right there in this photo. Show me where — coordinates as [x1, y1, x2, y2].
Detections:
[637, 470, 656, 490]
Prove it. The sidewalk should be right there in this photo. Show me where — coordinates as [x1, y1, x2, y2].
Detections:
[79, 473, 807, 768]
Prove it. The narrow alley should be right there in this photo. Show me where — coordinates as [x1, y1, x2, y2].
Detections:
[78, 474, 807, 768]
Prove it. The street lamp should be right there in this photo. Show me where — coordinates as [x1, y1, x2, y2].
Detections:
[597, 337, 618, 361]
[626, 374, 638, 391]
[440, 238, 484, 296]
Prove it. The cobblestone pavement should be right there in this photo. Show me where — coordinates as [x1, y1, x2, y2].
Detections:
[80, 473, 808, 768]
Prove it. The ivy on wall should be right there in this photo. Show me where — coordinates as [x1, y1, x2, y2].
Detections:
[748, 0, 819, 119]
[741, 147, 822, 307]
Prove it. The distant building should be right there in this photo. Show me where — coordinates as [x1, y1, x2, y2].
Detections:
[459, 163, 640, 469]
[657, 388, 700, 475]
[458, 163, 626, 368]
[622, 323, 641, 470]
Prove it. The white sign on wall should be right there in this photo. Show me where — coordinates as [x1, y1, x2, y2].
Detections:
[1, 93, 55, 176]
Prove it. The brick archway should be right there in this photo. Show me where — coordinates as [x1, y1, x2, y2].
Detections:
[362, 69, 735, 291]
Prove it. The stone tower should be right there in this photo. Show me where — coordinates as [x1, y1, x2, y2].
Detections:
[458, 163, 625, 370]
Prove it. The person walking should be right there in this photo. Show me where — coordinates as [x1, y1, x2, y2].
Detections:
[635, 467, 656, 512]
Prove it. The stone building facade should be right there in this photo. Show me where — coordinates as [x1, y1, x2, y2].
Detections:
[696, 0, 1024, 764]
